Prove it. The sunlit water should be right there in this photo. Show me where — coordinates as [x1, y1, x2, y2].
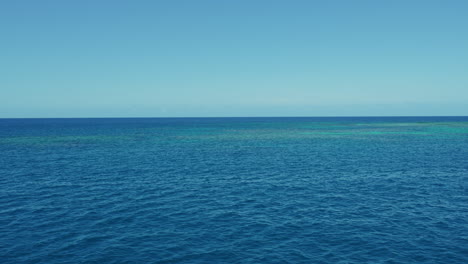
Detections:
[1, 117, 467, 263]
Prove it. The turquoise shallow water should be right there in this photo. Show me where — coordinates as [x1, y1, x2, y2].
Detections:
[1, 117, 468, 263]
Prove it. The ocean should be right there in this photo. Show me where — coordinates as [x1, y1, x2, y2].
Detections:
[1, 117, 467, 263]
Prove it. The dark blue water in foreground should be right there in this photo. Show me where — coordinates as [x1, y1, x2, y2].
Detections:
[1, 117, 468, 263]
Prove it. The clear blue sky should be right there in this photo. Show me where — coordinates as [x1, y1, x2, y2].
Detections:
[1, 0, 467, 117]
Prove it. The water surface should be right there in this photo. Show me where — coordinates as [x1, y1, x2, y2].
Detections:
[1, 117, 467, 263]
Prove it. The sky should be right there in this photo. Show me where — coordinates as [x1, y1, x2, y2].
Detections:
[1, 0, 467, 117]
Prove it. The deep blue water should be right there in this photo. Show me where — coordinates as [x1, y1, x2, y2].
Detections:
[1, 117, 468, 263]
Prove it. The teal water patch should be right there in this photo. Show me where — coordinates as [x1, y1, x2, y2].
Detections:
[425, 125, 468, 134]
[300, 130, 431, 136]
[0, 135, 131, 146]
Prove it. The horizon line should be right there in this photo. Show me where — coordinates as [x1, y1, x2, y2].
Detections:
[1, 115, 467, 119]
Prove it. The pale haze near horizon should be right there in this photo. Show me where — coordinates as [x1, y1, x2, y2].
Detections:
[1, 0, 467, 118]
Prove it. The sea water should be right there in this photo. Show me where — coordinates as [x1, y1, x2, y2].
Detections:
[1, 117, 467, 263]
